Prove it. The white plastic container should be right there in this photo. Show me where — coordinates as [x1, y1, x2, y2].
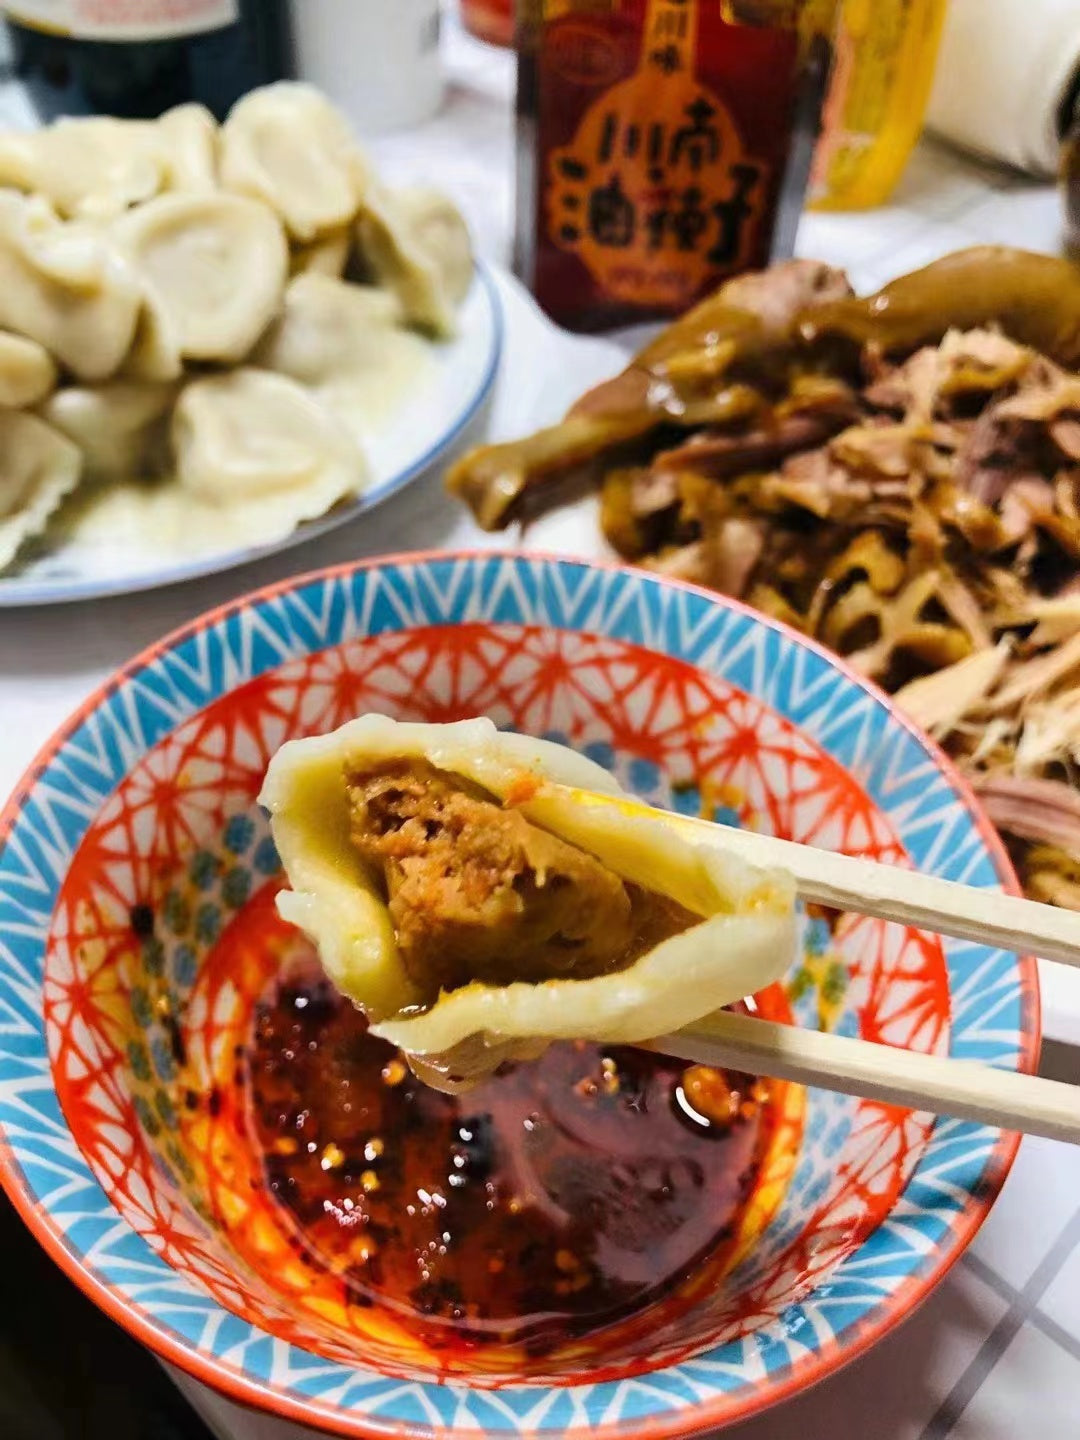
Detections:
[926, 0, 1080, 178]
[290, 0, 444, 136]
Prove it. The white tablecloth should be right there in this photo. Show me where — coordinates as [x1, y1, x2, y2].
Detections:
[3, 11, 1080, 1440]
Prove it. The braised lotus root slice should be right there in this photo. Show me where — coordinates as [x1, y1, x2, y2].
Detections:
[260, 716, 796, 1090]
[220, 82, 365, 242]
[113, 192, 288, 364]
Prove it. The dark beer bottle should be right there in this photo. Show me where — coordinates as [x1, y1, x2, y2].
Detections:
[2, 1, 291, 121]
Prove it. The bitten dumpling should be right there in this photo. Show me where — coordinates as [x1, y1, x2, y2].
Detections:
[253, 274, 402, 384]
[114, 192, 288, 363]
[170, 368, 368, 544]
[0, 192, 141, 381]
[0, 409, 82, 570]
[260, 716, 797, 1090]
[220, 82, 364, 242]
[355, 184, 473, 338]
[0, 332, 57, 409]
[41, 381, 177, 483]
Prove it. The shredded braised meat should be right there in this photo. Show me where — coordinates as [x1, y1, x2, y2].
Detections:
[449, 249, 1080, 909]
[347, 760, 694, 998]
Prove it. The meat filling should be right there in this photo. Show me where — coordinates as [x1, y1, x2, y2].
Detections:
[347, 760, 694, 998]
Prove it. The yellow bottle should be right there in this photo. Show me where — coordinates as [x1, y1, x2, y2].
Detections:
[810, 0, 949, 210]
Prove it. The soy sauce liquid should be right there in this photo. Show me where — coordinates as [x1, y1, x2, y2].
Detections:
[249, 970, 776, 1356]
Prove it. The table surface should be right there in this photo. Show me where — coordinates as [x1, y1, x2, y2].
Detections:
[3, 12, 1080, 1440]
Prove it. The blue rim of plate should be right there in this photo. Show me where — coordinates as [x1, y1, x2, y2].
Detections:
[0, 551, 1039, 1439]
[0, 266, 504, 608]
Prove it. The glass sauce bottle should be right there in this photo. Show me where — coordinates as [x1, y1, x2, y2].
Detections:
[514, 0, 836, 332]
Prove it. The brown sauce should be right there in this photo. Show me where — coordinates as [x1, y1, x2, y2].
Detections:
[247, 967, 780, 1356]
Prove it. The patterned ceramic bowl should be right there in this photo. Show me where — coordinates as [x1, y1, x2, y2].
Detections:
[0, 552, 1037, 1437]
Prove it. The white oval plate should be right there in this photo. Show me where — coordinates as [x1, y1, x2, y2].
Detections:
[0, 265, 503, 607]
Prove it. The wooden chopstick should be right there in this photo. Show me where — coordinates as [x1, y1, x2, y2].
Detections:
[655, 1011, 1080, 1145]
[546, 784, 1080, 1141]
[553, 785, 1080, 968]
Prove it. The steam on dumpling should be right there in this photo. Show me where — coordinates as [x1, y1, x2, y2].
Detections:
[0, 192, 141, 381]
[253, 274, 402, 384]
[0, 409, 82, 570]
[114, 193, 288, 363]
[0, 332, 57, 408]
[171, 368, 368, 545]
[355, 184, 473, 338]
[289, 227, 352, 279]
[260, 717, 797, 1091]
[156, 103, 218, 193]
[220, 82, 365, 242]
[0, 117, 163, 220]
[41, 381, 177, 483]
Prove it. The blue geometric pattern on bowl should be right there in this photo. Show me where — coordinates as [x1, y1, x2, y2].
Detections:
[0, 553, 1036, 1438]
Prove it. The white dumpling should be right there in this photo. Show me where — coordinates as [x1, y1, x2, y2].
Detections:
[355, 184, 473, 338]
[253, 274, 402, 384]
[41, 381, 177, 483]
[0, 192, 141, 381]
[171, 368, 368, 543]
[156, 103, 218, 193]
[121, 279, 183, 382]
[394, 188, 473, 306]
[261, 716, 797, 1089]
[114, 193, 287, 363]
[0, 408, 82, 570]
[220, 82, 365, 242]
[0, 332, 57, 408]
[289, 227, 352, 279]
[0, 117, 164, 220]
[251, 274, 434, 451]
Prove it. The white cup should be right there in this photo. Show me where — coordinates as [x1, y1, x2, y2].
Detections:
[290, 0, 445, 137]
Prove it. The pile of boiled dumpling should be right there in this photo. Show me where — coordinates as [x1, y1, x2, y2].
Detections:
[0, 82, 473, 573]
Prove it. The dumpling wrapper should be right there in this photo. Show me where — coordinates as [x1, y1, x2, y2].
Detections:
[252, 274, 433, 449]
[355, 184, 473, 338]
[0, 192, 141, 381]
[0, 117, 163, 220]
[252, 274, 403, 384]
[0, 409, 82, 570]
[289, 227, 352, 279]
[220, 82, 366, 242]
[260, 716, 797, 1089]
[41, 381, 177, 483]
[114, 192, 288, 363]
[171, 367, 368, 539]
[0, 331, 57, 408]
[155, 103, 219, 194]
[0, 104, 217, 223]
[121, 278, 184, 382]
